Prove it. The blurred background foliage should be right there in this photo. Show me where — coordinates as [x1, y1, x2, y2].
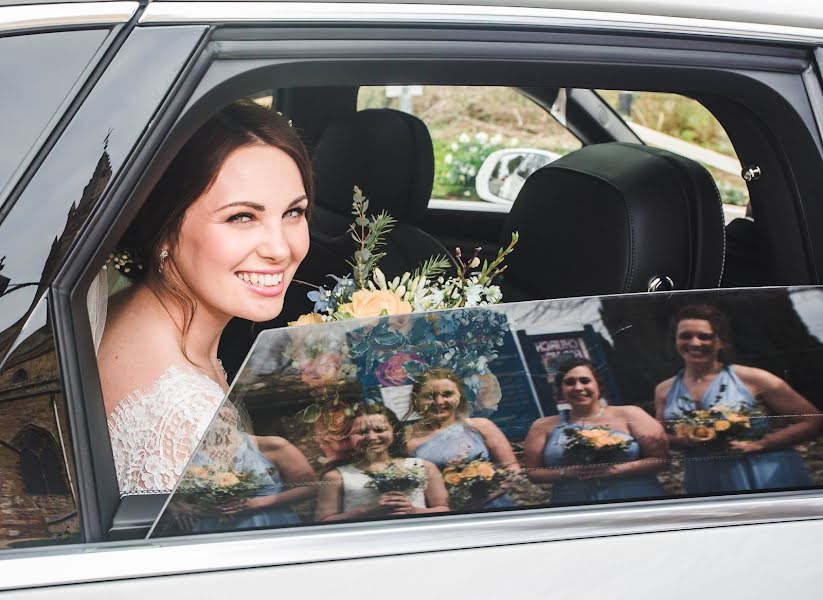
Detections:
[358, 86, 748, 207]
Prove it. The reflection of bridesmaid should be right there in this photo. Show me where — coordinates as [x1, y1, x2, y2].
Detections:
[525, 358, 667, 504]
[190, 433, 316, 533]
[655, 304, 821, 494]
[316, 407, 448, 521]
[404, 369, 520, 509]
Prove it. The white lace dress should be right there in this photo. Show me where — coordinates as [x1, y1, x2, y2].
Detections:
[107, 366, 228, 496]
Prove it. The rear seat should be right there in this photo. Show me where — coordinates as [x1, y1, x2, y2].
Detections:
[499, 142, 726, 301]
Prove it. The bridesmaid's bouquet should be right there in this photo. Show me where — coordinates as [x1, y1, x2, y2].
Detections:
[441, 457, 508, 508]
[365, 462, 428, 494]
[563, 427, 632, 465]
[176, 466, 262, 507]
[668, 405, 760, 445]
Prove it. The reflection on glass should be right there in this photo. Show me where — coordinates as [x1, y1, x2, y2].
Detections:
[656, 303, 820, 494]
[151, 288, 823, 537]
[316, 406, 449, 521]
[524, 357, 667, 504]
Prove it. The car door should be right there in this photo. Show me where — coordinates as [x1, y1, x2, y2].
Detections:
[4, 1, 823, 596]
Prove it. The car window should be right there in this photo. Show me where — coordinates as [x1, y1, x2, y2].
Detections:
[597, 90, 750, 222]
[357, 86, 582, 204]
[0, 296, 81, 552]
[0, 29, 109, 210]
[151, 286, 823, 538]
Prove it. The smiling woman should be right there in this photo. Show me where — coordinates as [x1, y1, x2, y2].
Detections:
[96, 101, 314, 497]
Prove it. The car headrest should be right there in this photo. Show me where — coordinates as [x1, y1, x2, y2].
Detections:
[312, 108, 434, 224]
[500, 142, 725, 300]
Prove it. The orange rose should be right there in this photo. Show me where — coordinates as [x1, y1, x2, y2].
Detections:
[603, 435, 626, 446]
[673, 422, 693, 438]
[713, 419, 731, 432]
[444, 472, 462, 485]
[188, 466, 209, 479]
[342, 289, 412, 318]
[289, 312, 325, 326]
[689, 426, 717, 443]
[579, 428, 609, 440]
[476, 462, 496, 480]
[462, 465, 480, 479]
[213, 472, 240, 487]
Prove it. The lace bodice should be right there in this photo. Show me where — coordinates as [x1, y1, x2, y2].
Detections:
[107, 365, 229, 496]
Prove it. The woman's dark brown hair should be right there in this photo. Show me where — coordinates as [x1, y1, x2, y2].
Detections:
[123, 101, 313, 341]
[554, 357, 605, 400]
[672, 303, 735, 364]
[409, 368, 470, 420]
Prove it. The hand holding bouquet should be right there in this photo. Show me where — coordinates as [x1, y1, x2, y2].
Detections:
[176, 466, 262, 508]
[441, 457, 508, 509]
[365, 462, 428, 494]
[563, 427, 632, 465]
[668, 405, 760, 446]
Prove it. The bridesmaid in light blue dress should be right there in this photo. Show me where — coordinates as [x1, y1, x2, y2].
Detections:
[655, 304, 821, 495]
[525, 358, 668, 504]
[539, 413, 666, 503]
[189, 433, 316, 534]
[404, 369, 521, 509]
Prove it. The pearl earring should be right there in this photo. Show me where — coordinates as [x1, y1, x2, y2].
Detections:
[158, 249, 169, 274]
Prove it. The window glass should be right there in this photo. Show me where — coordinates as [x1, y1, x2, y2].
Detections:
[358, 86, 582, 203]
[597, 90, 750, 221]
[0, 29, 108, 207]
[0, 297, 80, 552]
[152, 287, 823, 538]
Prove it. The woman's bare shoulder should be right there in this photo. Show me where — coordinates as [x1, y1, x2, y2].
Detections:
[528, 415, 560, 433]
[655, 376, 677, 397]
[465, 417, 499, 432]
[609, 404, 655, 421]
[98, 287, 187, 412]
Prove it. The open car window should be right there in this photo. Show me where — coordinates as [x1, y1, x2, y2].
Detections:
[151, 286, 823, 538]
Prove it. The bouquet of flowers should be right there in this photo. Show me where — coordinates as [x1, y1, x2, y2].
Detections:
[175, 466, 262, 507]
[668, 405, 761, 445]
[563, 427, 632, 465]
[365, 462, 428, 494]
[441, 456, 508, 508]
[290, 186, 518, 325]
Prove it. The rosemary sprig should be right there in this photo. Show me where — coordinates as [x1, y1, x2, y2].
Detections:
[412, 255, 452, 281]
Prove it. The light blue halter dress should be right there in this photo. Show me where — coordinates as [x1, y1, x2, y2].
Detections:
[409, 421, 514, 509]
[664, 365, 811, 494]
[542, 412, 665, 504]
[192, 434, 301, 533]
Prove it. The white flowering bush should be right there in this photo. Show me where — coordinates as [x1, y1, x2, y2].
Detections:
[436, 131, 511, 199]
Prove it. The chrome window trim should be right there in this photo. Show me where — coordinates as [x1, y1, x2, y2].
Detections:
[4, 491, 823, 591]
[139, 2, 823, 44]
[0, 1, 138, 34]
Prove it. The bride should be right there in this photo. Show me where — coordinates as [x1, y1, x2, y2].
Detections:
[97, 102, 314, 497]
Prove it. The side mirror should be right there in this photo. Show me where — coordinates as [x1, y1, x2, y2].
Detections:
[475, 148, 562, 204]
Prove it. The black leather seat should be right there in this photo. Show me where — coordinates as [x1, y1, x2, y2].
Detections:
[499, 142, 726, 301]
[721, 217, 763, 287]
[310, 108, 454, 277]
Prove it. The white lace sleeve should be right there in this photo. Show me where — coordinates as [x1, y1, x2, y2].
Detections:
[107, 366, 230, 495]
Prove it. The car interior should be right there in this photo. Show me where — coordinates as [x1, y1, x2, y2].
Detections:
[218, 83, 751, 376]
[94, 75, 804, 540]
